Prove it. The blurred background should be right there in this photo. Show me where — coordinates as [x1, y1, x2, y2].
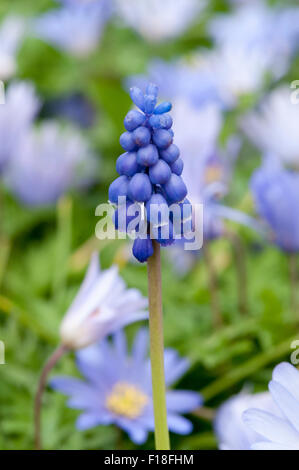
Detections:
[0, 0, 299, 450]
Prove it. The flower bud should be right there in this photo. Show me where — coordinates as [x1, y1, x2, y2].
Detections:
[160, 143, 180, 164]
[149, 159, 171, 184]
[116, 152, 139, 177]
[153, 129, 173, 149]
[133, 126, 151, 147]
[132, 236, 154, 263]
[170, 157, 184, 176]
[163, 174, 187, 203]
[128, 173, 152, 202]
[124, 110, 146, 131]
[136, 144, 159, 167]
[120, 131, 136, 151]
[108, 175, 129, 203]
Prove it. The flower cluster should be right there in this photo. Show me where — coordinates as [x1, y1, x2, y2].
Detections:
[51, 328, 202, 444]
[109, 84, 192, 263]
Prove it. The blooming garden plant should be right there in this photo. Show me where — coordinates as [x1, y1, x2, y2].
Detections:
[1, 0, 299, 454]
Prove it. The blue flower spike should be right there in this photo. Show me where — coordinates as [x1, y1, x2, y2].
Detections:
[109, 83, 192, 262]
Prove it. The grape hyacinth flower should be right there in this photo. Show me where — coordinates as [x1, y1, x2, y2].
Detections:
[0, 16, 26, 81]
[0, 81, 40, 173]
[109, 84, 192, 264]
[242, 87, 299, 170]
[215, 391, 276, 450]
[115, 0, 204, 42]
[251, 157, 299, 253]
[34, 253, 148, 449]
[34, 0, 112, 57]
[109, 83, 193, 449]
[51, 328, 202, 444]
[4, 121, 97, 206]
[243, 362, 299, 450]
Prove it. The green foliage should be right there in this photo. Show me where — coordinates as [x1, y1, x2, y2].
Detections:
[0, 0, 298, 451]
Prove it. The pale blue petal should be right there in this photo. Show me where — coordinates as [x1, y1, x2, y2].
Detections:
[167, 413, 193, 435]
[132, 327, 149, 364]
[50, 376, 92, 396]
[251, 441, 299, 450]
[69, 252, 100, 312]
[115, 417, 149, 444]
[269, 380, 299, 432]
[272, 362, 299, 402]
[164, 349, 190, 386]
[113, 329, 127, 358]
[128, 426, 148, 445]
[166, 390, 202, 413]
[76, 411, 113, 431]
[243, 408, 299, 445]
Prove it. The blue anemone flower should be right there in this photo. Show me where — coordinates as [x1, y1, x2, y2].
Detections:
[51, 328, 202, 444]
[4, 121, 98, 206]
[251, 158, 299, 253]
[34, 0, 112, 57]
[243, 362, 299, 450]
[0, 81, 39, 173]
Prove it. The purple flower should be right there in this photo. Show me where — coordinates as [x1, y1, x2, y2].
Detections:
[34, 0, 112, 57]
[51, 328, 202, 444]
[214, 391, 277, 450]
[59, 253, 148, 349]
[4, 121, 97, 206]
[243, 362, 299, 450]
[0, 81, 39, 172]
[251, 158, 299, 253]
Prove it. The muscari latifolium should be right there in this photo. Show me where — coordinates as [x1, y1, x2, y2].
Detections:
[34, 83, 201, 451]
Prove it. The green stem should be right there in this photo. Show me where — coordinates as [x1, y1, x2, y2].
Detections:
[147, 241, 170, 450]
[202, 243, 222, 328]
[34, 345, 67, 450]
[200, 335, 298, 402]
[224, 228, 248, 315]
[289, 253, 299, 318]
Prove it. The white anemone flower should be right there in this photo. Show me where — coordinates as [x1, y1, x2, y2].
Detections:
[4, 121, 98, 206]
[244, 363, 299, 450]
[215, 391, 277, 450]
[0, 16, 26, 81]
[60, 253, 148, 349]
[115, 0, 205, 42]
[0, 81, 40, 171]
[242, 86, 299, 169]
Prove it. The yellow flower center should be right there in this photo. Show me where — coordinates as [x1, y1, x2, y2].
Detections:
[205, 166, 223, 184]
[106, 382, 149, 419]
